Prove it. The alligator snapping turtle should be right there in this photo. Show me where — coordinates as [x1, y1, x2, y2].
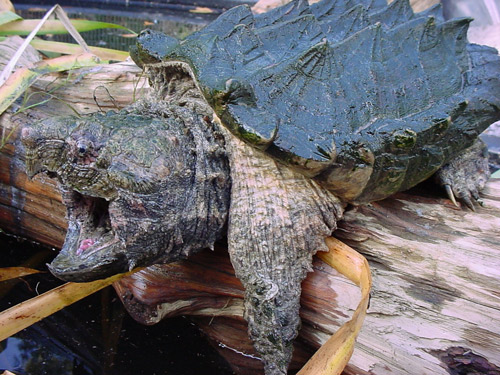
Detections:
[21, 0, 500, 373]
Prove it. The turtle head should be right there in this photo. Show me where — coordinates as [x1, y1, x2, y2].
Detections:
[130, 29, 180, 68]
[21, 108, 230, 282]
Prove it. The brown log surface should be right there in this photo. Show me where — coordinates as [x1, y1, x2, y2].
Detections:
[1, 62, 499, 374]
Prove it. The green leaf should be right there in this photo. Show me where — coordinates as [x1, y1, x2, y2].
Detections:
[27, 39, 129, 61]
[0, 19, 136, 36]
[0, 53, 105, 115]
[0, 11, 21, 26]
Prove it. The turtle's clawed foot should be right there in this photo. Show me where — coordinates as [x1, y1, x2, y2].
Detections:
[436, 140, 490, 210]
[444, 183, 484, 211]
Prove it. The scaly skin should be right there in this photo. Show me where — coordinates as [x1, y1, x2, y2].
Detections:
[222, 124, 343, 374]
[21, 0, 500, 372]
[22, 99, 230, 281]
[21, 86, 496, 375]
[435, 139, 491, 210]
[22, 100, 343, 375]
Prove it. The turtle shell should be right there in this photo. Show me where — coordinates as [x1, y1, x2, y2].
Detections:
[132, 0, 500, 203]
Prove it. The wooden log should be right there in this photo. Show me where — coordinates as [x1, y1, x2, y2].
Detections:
[1, 61, 500, 374]
[0, 60, 149, 247]
[111, 182, 500, 374]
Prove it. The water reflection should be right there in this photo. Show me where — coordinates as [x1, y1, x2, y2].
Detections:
[0, 232, 234, 375]
[1, 336, 87, 375]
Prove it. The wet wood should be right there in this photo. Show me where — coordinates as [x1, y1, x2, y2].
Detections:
[0, 60, 149, 248]
[112, 182, 500, 374]
[1, 61, 500, 374]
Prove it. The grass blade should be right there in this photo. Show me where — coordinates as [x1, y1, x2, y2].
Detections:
[0, 269, 139, 342]
[0, 267, 42, 282]
[0, 0, 15, 12]
[298, 237, 372, 375]
[25, 39, 129, 61]
[0, 19, 135, 36]
[0, 52, 103, 115]
[0, 4, 59, 85]
[0, 4, 95, 85]
[53, 5, 90, 52]
[0, 10, 20, 26]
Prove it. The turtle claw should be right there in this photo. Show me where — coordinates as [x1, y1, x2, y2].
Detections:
[444, 184, 459, 207]
[445, 185, 487, 211]
[435, 140, 490, 211]
[461, 194, 476, 211]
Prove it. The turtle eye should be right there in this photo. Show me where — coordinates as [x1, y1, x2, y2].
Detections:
[77, 143, 86, 155]
[76, 140, 93, 157]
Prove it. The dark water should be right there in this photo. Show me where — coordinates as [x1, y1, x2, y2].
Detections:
[0, 232, 234, 375]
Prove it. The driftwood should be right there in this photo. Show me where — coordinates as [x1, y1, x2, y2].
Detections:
[1, 61, 500, 374]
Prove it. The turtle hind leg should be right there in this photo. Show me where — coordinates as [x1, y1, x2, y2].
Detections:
[435, 139, 491, 210]
[223, 130, 343, 374]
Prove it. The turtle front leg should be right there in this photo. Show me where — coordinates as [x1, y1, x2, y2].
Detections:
[435, 139, 491, 210]
[224, 133, 343, 374]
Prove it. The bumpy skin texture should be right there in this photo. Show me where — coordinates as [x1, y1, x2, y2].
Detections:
[223, 126, 342, 373]
[21, 0, 500, 374]
[435, 139, 491, 210]
[133, 0, 500, 204]
[23, 100, 230, 281]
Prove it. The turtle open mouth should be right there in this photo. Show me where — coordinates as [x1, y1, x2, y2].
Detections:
[69, 191, 115, 256]
[49, 189, 128, 282]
